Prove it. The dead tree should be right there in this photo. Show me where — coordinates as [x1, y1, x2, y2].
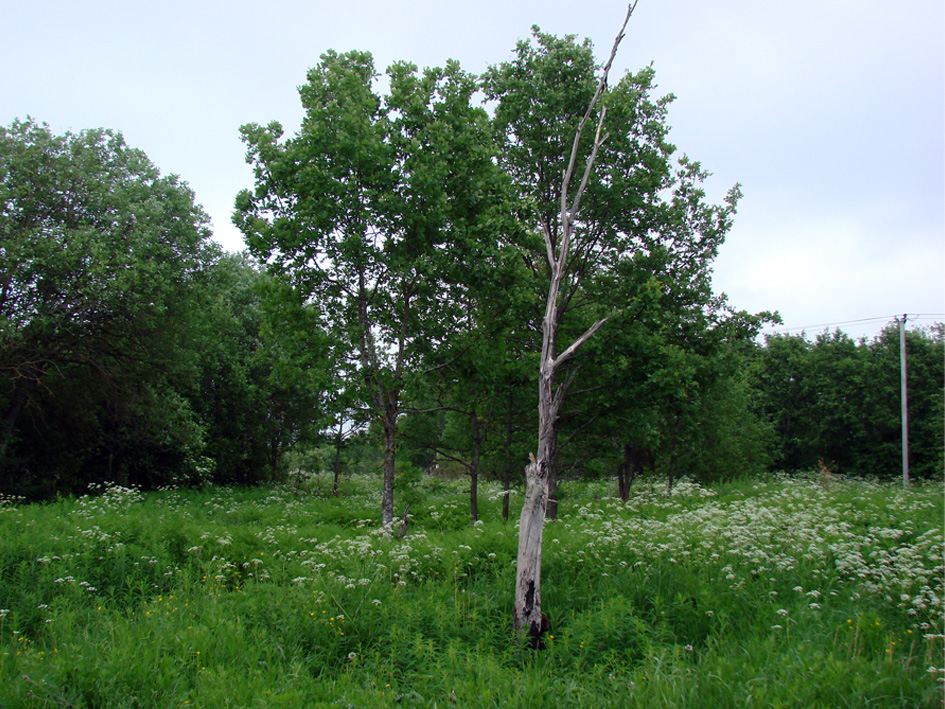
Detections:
[514, 2, 638, 641]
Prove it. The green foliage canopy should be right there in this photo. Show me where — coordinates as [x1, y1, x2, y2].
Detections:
[0, 119, 219, 491]
[235, 51, 516, 523]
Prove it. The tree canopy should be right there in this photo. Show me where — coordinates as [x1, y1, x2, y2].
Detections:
[235, 51, 518, 525]
[0, 120, 330, 496]
[0, 119, 217, 483]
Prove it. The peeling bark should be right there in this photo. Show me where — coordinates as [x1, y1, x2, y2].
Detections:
[515, 455, 549, 637]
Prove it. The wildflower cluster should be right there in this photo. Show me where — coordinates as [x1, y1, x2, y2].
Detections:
[555, 476, 943, 634]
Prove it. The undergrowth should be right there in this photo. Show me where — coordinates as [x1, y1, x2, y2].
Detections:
[0, 473, 941, 707]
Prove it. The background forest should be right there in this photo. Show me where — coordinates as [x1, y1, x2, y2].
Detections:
[1, 30, 942, 508]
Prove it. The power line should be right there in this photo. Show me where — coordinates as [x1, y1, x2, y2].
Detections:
[764, 313, 944, 336]
[767, 315, 899, 335]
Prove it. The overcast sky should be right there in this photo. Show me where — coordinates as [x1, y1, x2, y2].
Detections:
[2, 0, 942, 340]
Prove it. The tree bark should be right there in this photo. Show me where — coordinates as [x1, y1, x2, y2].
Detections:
[618, 443, 649, 501]
[545, 419, 560, 519]
[502, 398, 514, 522]
[617, 453, 630, 502]
[469, 411, 481, 522]
[515, 454, 549, 644]
[380, 398, 398, 527]
[514, 354, 560, 638]
[332, 421, 344, 496]
[356, 266, 404, 529]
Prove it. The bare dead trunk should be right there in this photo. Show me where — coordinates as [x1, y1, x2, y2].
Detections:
[512, 2, 635, 644]
[516, 455, 549, 644]
[514, 366, 557, 639]
[545, 418, 560, 519]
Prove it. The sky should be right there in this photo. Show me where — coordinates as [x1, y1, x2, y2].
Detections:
[2, 0, 942, 341]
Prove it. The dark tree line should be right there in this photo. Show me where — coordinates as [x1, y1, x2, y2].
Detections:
[0, 120, 329, 498]
[751, 325, 943, 480]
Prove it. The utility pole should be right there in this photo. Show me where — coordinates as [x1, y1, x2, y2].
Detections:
[897, 314, 909, 488]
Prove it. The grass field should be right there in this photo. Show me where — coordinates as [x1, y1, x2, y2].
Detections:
[0, 472, 942, 707]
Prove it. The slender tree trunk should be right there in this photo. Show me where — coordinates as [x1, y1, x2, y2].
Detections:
[617, 446, 630, 502]
[666, 416, 679, 492]
[503, 397, 514, 522]
[356, 267, 403, 529]
[513, 2, 635, 643]
[332, 422, 344, 496]
[618, 443, 643, 501]
[469, 411, 481, 522]
[380, 398, 398, 527]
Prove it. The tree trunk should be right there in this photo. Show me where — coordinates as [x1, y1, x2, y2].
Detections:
[514, 364, 557, 639]
[515, 455, 549, 644]
[618, 443, 647, 501]
[665, 416, 679, 492]
[512, 1, 635, 643]
[332, 422, 344, 496]
[617, 448, 630, 502]
[503, 398, 514, 522]
[469, 411, 481, 522]
[545, 418, 560, 519]
[380, 399, 397, 527]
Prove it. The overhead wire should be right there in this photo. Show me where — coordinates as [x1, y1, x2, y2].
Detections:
[763, 313, 945, 336]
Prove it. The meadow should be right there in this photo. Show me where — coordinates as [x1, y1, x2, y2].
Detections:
[0, 472, 942, 708]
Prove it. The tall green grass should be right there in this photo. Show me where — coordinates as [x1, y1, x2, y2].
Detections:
[1, 473, 941, 707]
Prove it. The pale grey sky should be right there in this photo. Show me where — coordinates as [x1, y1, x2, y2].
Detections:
[2, 0, 942, 340]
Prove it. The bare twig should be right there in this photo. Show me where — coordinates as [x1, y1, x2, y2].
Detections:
[559, 1, 637, 242]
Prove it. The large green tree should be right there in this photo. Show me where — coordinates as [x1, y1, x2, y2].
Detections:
[235, 52, 512, 526]
[482, 9, 758, 640]
[190, 255, 330, 485]
[0, 118, 218, 489]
